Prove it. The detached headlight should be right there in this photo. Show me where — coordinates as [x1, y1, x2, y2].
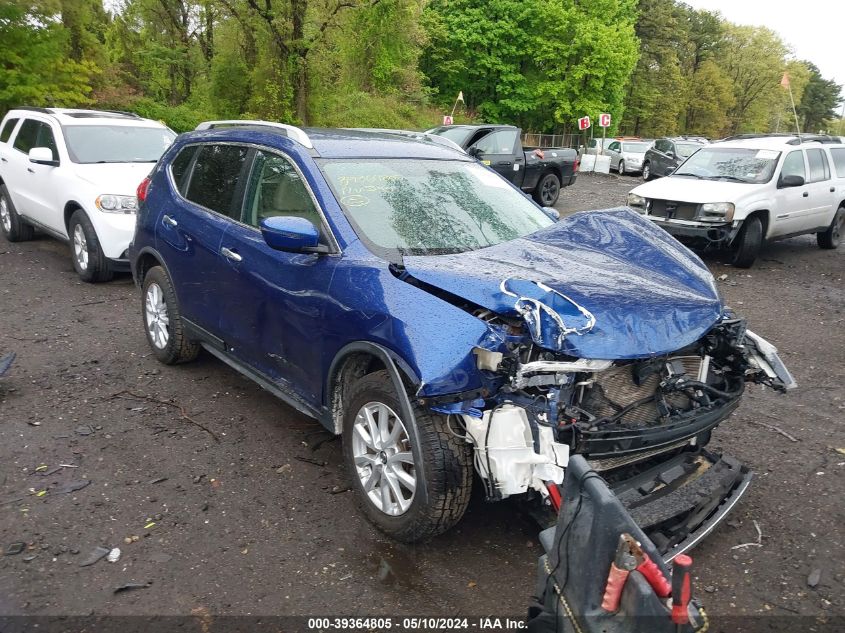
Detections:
[96, 194, 137, 214]
[700, 202, 735, 222]
[627, 192, 646, 209]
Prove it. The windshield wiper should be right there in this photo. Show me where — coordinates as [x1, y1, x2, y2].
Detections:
[708, 175, 751, 183]
[673, 172, 704, 179]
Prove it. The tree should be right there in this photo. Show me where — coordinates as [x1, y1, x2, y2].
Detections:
[797, 62, 841, 133]
[0, 1, 95, 114]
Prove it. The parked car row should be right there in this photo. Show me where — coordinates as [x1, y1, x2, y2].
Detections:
[1, 109, 796, 557]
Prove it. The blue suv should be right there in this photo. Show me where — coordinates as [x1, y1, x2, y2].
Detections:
[130, 121, 794, 547]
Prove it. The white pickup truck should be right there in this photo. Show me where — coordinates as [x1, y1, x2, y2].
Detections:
[0, 108, 174, 281]
[626, 134, 845, 267]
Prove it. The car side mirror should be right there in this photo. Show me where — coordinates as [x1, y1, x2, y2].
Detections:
[666, 151, 675, 159]
[259, 216, 323, 253]
[541, 206, 560, 221]
[29, 147, 59, 167]
[779, 174, 805, 188]
[467, 146, 482, 158]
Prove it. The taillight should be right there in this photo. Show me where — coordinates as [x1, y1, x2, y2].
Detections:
[574, 157, 580, 172]
[137, 176, 151, 202]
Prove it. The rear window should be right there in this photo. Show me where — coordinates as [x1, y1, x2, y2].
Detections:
[830, 148, 845, 178]
[169, 145, 198, 195]
[183, 144, 250, 219]
[806, 149, 830, 182]
[0, 118, 18, 143]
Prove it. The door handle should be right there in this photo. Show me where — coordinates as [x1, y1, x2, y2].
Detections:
[27, 167, 34, 173]
[221, 247, 242, 262]
[162, 214, 178, 227]
[831, 187, 836, 192]
[1, 157, 7, 163]
[500, 161, 512, 166]
[802, 192, 809, 197]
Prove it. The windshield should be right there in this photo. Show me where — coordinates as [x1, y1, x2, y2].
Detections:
[319, 159, 553, 259]
[622, 142, 651, 153]
[64, 125, 176, 163]
[676, 143, 703, 158]
[674, 147, 780, 183]
[427, 127, 473, 147]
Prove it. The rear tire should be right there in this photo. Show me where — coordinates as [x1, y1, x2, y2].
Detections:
[0, 185, 35, 242]
[68, 209, 113, 282]
[617, 160, 625, 175]
[642, 162, 652, 181]
[533, 172, 561, 207]
[732, 215, 763, 268]
[817, 207, 843, 249]
[141, 265, 200, 365]
[342, 370, 473, 542]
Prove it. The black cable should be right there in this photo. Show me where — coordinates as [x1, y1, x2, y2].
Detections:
[664, 379, 743, 400]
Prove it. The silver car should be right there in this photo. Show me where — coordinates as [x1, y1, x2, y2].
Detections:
[607, 139, 654, 174]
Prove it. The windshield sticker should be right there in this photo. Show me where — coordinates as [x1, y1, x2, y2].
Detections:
[482, 159, 491, 166]
[340, 194, 370, 207]
[473, 167, 509, 188]
[755, 150, 779, 160]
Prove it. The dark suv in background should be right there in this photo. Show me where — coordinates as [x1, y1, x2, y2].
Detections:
[642, 137, 708, 180]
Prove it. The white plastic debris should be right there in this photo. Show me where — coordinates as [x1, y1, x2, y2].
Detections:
[107, 547, 121, 563]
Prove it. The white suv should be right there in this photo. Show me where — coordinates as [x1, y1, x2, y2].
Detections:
[0, 108, 175, 281]
[627, 134, 845, 267]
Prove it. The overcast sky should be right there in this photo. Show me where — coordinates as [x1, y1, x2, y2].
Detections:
[683, 0, 843, 93]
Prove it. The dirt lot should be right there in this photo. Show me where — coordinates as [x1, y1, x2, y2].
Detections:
[0, 172, 843, 626]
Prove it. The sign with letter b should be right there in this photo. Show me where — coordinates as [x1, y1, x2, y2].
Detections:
[578, 116, 591, 131]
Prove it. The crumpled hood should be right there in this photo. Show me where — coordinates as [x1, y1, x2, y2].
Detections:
[403, 208, 722, 360]
[73, 163, 155, 193]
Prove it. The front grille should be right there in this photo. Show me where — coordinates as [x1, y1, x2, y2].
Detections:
[581, 356, 705, 427]
[648, 199, 699, 220]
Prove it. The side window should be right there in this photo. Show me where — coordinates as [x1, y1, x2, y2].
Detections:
[806, 149, 829, 182]
[780, 150, 806, 181]
[608, 142, 620, 152]
[473, 129, 518, 155]
[184, 144, 249, 219]
[0, 118, 19, 143]
[169, 145, 198, 195]
[12, 120, 57, 160]
[830, 148, 845, 178]
[243, 150, 323, 233]
[12, 119, 40, 154]
[655, 139, 668, 153]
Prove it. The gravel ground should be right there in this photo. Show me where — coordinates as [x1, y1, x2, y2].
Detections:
[0, 172, 842, 626]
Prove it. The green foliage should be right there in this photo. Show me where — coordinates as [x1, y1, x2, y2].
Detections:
[0, 2, 95, 115]
[797, 63, 841, 133]
[422, 0, 638, 133]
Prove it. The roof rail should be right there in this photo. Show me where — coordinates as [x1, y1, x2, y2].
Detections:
[786, 134, 842, 145]
[195, 120, 313, 149]
[15, 106, 53, 114]
[99, 109, 142, 119]
[345, 128, 466, 154]
[721, 132, 842, 145]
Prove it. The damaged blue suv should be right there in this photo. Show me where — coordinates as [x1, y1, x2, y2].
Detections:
[130, 121, 795, 553]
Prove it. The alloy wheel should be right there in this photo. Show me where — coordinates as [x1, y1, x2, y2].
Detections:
[351, 401, 416, 516]
[0, 198, 10, 233]
[541, 177, 559, 206]
[144, 282, 170, 349]
[73, 223, 89, 270]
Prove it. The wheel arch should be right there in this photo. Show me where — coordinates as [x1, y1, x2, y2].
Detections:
[326, 342, 421, 435]
[745, 209, 770, 239]
[133, 246, 168, 286]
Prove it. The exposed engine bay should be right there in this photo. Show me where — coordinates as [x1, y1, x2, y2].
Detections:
[423, 282, 795, 553]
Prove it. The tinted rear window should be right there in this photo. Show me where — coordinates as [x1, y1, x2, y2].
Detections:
[169, 145, 198, 195]
[183, 144, 249, 219]
[0, 118, 18, 143]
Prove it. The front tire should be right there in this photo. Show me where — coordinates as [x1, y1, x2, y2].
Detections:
[141, 266, 200, 365]
[817, 207, 843, 249]
[617, 160, 625, 175]
[642, 162, 652, 181]
[68, 209, 113, 282]
[732, 215, 763, 268]
[533, 172, 561, 207]
[342, 370, 472, 542]
[0, 185, 35, 242]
